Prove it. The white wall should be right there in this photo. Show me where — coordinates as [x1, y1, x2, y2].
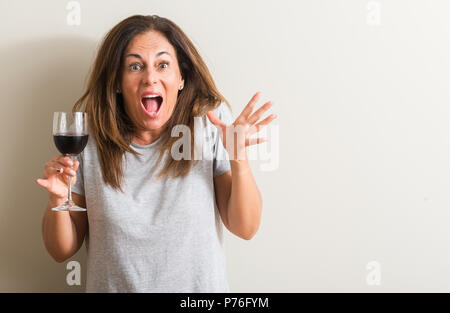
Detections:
[1, 0, 450, 292]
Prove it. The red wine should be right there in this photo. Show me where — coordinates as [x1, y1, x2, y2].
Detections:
[53, 133, 89, 156]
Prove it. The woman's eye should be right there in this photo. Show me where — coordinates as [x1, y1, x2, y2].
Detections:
[129, 63, 142, 71]
[128, 62, 168, 71]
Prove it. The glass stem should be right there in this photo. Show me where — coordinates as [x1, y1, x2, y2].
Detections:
[67, 155, 73, 203]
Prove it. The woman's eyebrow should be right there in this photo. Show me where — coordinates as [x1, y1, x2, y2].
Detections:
[125, 51, 171, 60]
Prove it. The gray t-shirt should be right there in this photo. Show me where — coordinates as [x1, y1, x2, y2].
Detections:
[72, 103, 233, 293]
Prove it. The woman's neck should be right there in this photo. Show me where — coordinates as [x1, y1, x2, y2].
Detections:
[132, 129, 162, 145]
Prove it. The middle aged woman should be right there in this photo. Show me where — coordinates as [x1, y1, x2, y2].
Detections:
[38, 14, 277, 292]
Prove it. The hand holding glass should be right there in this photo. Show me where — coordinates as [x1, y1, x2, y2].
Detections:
[52, 112, 88, 211]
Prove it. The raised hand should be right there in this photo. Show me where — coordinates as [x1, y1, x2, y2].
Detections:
[206, 92, 277, 160]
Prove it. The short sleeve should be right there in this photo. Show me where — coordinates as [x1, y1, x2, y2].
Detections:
[212, 103, 233, 177]
[71, 152, 85, 196]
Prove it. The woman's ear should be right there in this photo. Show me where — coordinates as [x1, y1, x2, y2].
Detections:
[179, 78, 185, 91]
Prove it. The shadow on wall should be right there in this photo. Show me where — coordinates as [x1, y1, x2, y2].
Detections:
[0, 36, 97, 292]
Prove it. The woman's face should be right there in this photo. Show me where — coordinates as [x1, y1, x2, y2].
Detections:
[120, 30, 184, 138]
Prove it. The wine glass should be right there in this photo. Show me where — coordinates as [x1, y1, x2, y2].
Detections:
[52, 112, 89, 211]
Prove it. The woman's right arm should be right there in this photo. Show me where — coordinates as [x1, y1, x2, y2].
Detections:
[37, 156, 88, 263]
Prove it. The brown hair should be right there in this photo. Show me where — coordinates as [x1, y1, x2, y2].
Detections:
[73, 14, 230, 192]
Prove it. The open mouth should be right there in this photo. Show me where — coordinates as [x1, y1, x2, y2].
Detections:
[141, 96, 163, 118]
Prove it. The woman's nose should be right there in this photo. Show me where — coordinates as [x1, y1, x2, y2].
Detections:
[143, 67, 157, 86]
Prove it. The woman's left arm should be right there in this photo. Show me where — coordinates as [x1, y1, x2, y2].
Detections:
[207, 92, 277, 240]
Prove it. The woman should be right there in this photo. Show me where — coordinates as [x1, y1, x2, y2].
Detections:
[36, 15, 276, 292]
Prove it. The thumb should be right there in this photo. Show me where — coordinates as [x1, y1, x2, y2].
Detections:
[35, 178, 49, 189]
[206, 111, 226, 128]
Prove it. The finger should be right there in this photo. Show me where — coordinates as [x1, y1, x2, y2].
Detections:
[44, 162, 75, 178]
[237, 91, 261, 121]
[248, 101, 273, 125]
[45, 156, 73, 170]
[248, 114, 277, 136]
[206, 111, 227, 128]
[48, 157, 74, 169]
[58, 158, 79, 177]
[50, 155, 72, 165]
[246, 137, 267, 146]
[53, 161, 77, 177]
[35, 178, 50, 189]
[63, 167, 77, 177]
[59, 156, 74, 167]
[44, 164, 63, 176]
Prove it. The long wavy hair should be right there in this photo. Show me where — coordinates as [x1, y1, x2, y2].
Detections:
[73, 15, 230, 192]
